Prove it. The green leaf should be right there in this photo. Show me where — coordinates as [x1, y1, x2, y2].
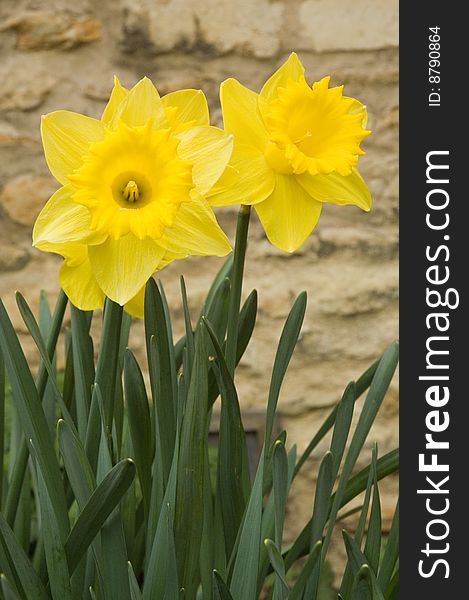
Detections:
[94, 298, 123, 438]
[0, 513, 49, 600]
[70, 306, 95, 442]
[202, 255, 234, 319]
[265, 292, 307, 453]
[207, 288, 258, 407]
[84, 384, 103, 474]
[288, 541, 322, 600]
[235, 289, 257, 366]
[364, 448, 382, 574]
[323, 343, 399, 555]
[96, 420, 132, 600]
[212, 570, 234, 600]
[310, 451, 334, 546]
[294, 357, 381, 478]
[127, 563, 142, 600]
[377, 500, 399, 592]
[145, 279, 177, 485]
[15, 292, 77, 433]
[58, 419, 96, 508]
[229, 448, 265, 600]
[272, 441, 288, 549]
[144, 431, 180, 600]
[339, 448, 375, 600]
[30, 442, 73, 600]
[264, 540, 289, 598]
[0, 298, 69, 539]
[330, 382, 357, 479]
[284, 449, 399, 571]
[124, 350, 153, 518]
[343, 533, 384, 600]
[174, 329, 209, 595]
[0, 347, 5, 512]
[204, 318, 250, 557]
[180, 276, 195, 378]
[1, 573, 21, 600]
[384, 567, 399, 600]
[65, 459, 136, 576]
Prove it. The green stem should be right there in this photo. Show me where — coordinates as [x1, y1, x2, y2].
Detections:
[225, 204, 251, 376]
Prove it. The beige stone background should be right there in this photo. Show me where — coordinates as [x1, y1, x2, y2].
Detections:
[0, 0, 398, 578]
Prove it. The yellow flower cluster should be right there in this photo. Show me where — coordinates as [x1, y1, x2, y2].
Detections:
[33, 53, 371, 316]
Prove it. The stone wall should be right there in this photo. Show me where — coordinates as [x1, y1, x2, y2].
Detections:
[0, 0, 398, 572]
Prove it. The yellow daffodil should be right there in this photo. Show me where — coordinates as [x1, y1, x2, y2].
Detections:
[33, 77, 233, 313]
[211, 53, 372, 252]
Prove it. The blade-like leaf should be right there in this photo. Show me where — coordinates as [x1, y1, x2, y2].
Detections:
[124, 350, 153, 517]
[70, 305, 95, 441]
[364, 448, 382, 574]
[127, 563, 143, 600]
[212, 571, 234, 600]
[343, 532, 384, 600]
[174, 329, 209, 595]
[294, 357, 381, 478]
[204, 318, 250, 557]
[272, 441, 288, 549]
[65, 459, 136, 575]
[229, 448, 265, 600]
[288, 541, 322, 600]
[31, 442, 73, 600]
[323, 343, 399, 555]
[284, 449, 399, 571]
[377, 500, 399, 592]
[145, 279, 177, 485]
[180, 276, 195, 378]
[0, 299, 69, 538]
[94, 298, 123, 437]
[264, 539, 289, 598]
[0, 514, 49, 600]
[265, 292, 307, 453]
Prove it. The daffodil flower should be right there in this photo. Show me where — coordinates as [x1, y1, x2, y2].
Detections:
[211, 53, 372, 252]
[33, 77, 233, 314]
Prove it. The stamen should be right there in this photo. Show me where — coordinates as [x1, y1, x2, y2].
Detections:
[123, 180, 139, 202]
[293, 131, 313, 144]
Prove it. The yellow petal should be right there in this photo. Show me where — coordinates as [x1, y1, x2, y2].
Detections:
[296, 168, 371, 211]
[158, 194, 231, 257]
[41, 111, 105, 185]
[258, 53, 305, 118]
[345, 96, 369, 128]
[176, 126, 233, 195]
[255, 174, 322, 252]
[33, 186, 106, 248]
[101, 76, 129, 126]
[124, 286, 145, 318]
[36, 241, 88, 266]
[88, 234, 165, 305]
[220, 78, 268, 151]
[118, 77, 167, 128]
[206, 165, 239, 197]
[162, 89, 209, 127]
[59, 253, 105, 311]
[208, 142, 275, 206]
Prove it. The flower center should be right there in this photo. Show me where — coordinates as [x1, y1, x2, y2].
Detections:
[111, 171, 152, 209]
[123, 180, 139, 203]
